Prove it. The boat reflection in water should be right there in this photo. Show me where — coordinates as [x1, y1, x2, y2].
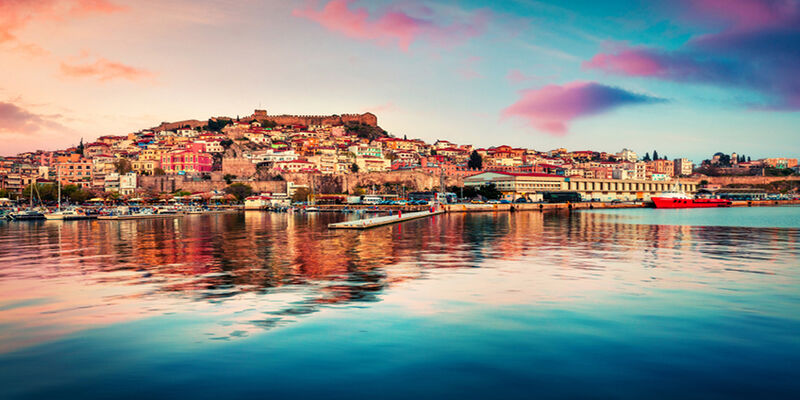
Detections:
[0, 208, 799, 398]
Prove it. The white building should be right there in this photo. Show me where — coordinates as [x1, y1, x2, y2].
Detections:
[616, 148, 638, 162]
[673, 158, 693, 176]
[195, 140, 224, 153]
[119, 173, 137, 195]
[248, 149, 299, 164]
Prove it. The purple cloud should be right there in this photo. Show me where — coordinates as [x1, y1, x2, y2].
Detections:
[501, 81, 664, 135]
[292, 0, 490, 51]
[0, 101, 67, 135]
[584, 0, 800, 110]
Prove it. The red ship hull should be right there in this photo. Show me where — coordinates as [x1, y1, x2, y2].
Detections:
[651, 197, 732, 209]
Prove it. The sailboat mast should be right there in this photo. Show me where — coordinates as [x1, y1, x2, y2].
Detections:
[57, 167, 61, 211]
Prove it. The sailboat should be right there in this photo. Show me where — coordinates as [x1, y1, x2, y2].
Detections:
[8, 177, 45, 220]
[44, 169, 94, 220]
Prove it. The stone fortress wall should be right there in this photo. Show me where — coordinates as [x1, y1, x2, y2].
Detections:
[249, 109, 377, 127]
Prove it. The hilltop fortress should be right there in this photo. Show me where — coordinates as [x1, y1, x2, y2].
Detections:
[153, 109, 378, 132]
[249, 109, 377, 127]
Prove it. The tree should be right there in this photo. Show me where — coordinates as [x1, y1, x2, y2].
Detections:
[223, 183, 253, 202]
[292, 187, 310, 202]
[350, 163, 359, 173]
[106, 191, 121, 202]
[22, 184, 58, 202]
[114, 158, 132, 174]
[68, 188, 91, 204]
[77, 138, 84, 156]
[642, 152, 651, 162]
[461, 186, 479, 199]
[468, 150, 483, 169]
[207, 118, 232, 132]
[223, 174, 236, 184]
[0, 189, 9, 199]
[344, 121, 389, 140]
[153, 168, 166, 176]
[652, 150, 659, 160]
[477, 183, 502, 200]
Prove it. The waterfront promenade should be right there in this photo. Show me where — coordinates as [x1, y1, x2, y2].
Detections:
[442, 199, 800, 213]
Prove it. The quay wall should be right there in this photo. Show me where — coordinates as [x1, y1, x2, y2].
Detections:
[705, 176, 800, 186]
[282, 171, 464, 193]
[443, 199, 800, 213]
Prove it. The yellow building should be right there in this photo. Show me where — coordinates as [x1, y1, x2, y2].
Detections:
[463, 171, 698, 201]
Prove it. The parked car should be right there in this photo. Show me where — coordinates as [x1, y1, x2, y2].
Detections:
[499, 199, 511, 204]
[514, 198, 529, 203]
[487, 200, 501, 204]
[471, 199, 485, 204]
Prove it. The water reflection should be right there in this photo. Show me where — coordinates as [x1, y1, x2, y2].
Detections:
[0, 210, 798, 352]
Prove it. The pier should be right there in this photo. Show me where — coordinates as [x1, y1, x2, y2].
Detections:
[328, 210, 444, 230]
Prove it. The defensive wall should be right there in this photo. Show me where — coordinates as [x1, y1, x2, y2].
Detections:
[250, 110, 377, 127]
[139, 176, 286, 194]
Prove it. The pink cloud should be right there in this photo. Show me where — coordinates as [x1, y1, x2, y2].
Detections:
[364, 102, 395, 113]
[501, 81, 664, 135]
[457, 56, 483, 80]
[0, 0, 124, 43]
[583, 48, 667, 77]
[505, 69, 556, 85]
[506, 69, 528, 84]
[292, 0, 490, 51]
[60, 56, 155, 83]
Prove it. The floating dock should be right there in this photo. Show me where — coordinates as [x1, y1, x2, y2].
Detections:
[328, 210, 444, 230]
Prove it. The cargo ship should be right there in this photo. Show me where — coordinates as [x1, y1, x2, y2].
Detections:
[651, 191, 731, 209]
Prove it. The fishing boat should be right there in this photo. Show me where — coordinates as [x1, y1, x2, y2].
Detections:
[8, 209, 45, 220]
[652, 182, 731, 209]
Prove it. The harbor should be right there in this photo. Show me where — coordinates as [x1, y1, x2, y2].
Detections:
[2, 207, 799, 399]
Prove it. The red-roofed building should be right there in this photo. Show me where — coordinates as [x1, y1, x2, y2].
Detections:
[273, 159, 318, 173]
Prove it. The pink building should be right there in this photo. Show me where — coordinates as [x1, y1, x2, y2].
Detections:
[161, 150, 213, 174]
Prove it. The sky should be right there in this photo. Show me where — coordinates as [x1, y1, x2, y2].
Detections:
[1, 0, 798, 162]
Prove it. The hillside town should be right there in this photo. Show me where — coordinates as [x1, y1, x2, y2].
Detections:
[1, 109, 799, 204]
